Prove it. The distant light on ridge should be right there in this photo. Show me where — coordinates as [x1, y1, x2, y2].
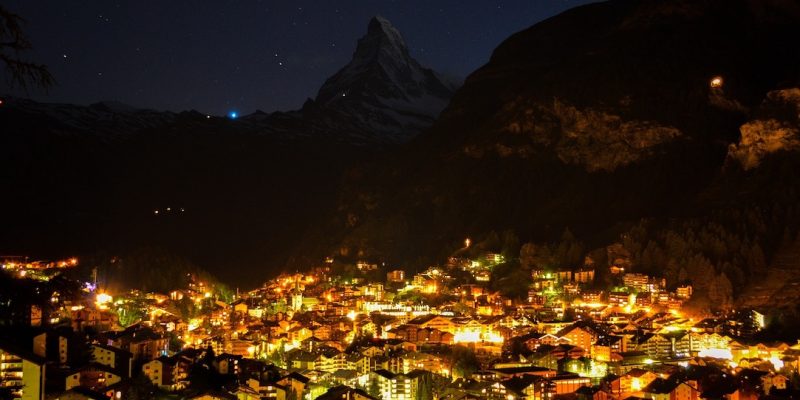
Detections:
[228, 111, 238, 119]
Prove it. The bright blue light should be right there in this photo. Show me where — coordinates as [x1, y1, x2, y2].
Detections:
[228, 111, 238, 119]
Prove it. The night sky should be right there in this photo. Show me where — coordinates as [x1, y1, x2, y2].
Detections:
[6, 1, 595, 115]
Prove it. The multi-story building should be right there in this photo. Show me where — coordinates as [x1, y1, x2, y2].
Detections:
[91, 343, 133, 378]
[676, 285, 693, 299]
[623, 273, 650, 292]
[387, 270, 405, 283]
[573, 268, 595, 283]
[356, 261, 378, 271]
[105, 326, 167, 363]
[0, 343, 45, 400]
[609, 292, 630, 306]
[142, 355, 190, 391]
[371, 369, 423, 400]
[400, 352, 445, 375]
[557, 324, 600, 356]
[634, 332, 691, 359]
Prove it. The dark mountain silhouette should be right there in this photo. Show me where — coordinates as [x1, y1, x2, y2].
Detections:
[0, 17, 456, 287]
[243, 16, 458, 145]
[310, 0, 800, 305]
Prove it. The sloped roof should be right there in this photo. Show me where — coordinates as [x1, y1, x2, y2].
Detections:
[91, 342, 133, 357]
[61, 387, 110, 400]
[315, 385, 379, 400]
[501, 374, 543, 394]
[281, 371, 311, 384]
[644, 377, 681, 394]
[0, 340, 46, 365]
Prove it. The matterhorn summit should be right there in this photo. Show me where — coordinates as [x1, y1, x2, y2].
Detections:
[310, 16, 459, 142]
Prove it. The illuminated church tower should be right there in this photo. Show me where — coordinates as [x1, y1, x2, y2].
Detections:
[290, 278, 303, 311]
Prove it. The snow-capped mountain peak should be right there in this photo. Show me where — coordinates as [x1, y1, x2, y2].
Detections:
[310, 16, 458, 142]
[355, 16, 411, 67]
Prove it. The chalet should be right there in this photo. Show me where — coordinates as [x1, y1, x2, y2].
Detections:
[499, 375, 548, 399]
[315, 385, 379, 400]
[360, 345, 384, 358]
[142, 355, 190, 391]
[400, 351, 445, 374]
[576, 386, 612, 400]
[608, 368, 658, 395]
[559, 357, 591, 375]
[65, 363, 123, 392]
[230, 299, 248, 315]
[557, 323, 601, 355]
[214, 353, 242, 375]
[389, 324, 454, 345]
[549, 374, 592, 395]
[761, 372, 789, 394]
[488, 365, 555, 379]
[371, 369, 424, 400]
[90, 343, 132, 378]
[103, 325, 167, 362]
[319, 350, 349, 373]
[525, 333, 568, 350]
[406, 315, 456, 333]
[593, 335, 626, 362]
[277, 371, 310, 399]
[643, 378, 700, 400]
[382, 339, 417, 353]
[186, 390, 237, 400]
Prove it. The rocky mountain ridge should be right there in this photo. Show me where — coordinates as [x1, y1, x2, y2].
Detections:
[727, 88, 800, 170]
[311, 0, 800, 308]
[298, 16, 458, 143]
[2, 16, 456, 146]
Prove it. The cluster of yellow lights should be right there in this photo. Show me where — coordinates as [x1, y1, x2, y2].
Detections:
[453, 329, 503, 344]
[573, 302, 607, 309]
[422, 284, 438, 294]
[698, 348, 733, 360]
[187, 318, 203, 331]
[95, 292, 113, 309]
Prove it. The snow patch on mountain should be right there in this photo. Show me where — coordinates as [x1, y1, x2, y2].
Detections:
[311, 16, 459, 142]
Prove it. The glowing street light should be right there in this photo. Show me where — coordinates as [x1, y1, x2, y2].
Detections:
[96, 292, 113, 309]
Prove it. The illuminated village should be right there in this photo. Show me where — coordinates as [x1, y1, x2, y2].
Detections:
[4, 0, 800, 398]
[1, 245, 797, 400]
